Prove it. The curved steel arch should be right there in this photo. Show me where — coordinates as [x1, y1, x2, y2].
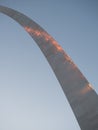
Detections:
[0, 5, 98, 130]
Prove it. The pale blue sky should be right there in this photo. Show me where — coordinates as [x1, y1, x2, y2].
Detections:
[0, 0, 98, 130]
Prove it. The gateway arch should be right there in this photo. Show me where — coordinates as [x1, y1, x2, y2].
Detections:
[0, 5, 98, 130]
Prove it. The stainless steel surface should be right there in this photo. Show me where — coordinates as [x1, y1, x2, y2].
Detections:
[0, 5, 98, 130]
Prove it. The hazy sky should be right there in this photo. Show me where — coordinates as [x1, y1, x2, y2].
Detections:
[0, 0, 98, 130]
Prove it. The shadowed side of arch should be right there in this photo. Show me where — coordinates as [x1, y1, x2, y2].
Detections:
[0, 5, 98, 130]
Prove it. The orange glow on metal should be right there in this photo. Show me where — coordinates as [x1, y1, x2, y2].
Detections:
[24, 26, 77, 68]
[24, 26, 33, 33]
[80, 83, 92, 95]
[24, 26, 83, 71]
[24, 26, 63, 52]
[52, 40, 63, 51]
[24, 26, 41, 36]
[24, 26, 78, 70]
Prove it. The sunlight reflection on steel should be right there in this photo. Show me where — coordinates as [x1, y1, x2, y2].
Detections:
[0, 5, 98, 130]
